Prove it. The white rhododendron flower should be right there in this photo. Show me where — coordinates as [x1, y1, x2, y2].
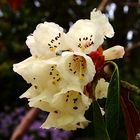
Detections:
[39, 88, 92, 130]
[26, 22, 69, 59]
[95, 78, 109, 100]
[57, 52, 96, 87]
[67, 8, 114, 54]
[13, 8, 125, 131]
[41, 111, 89, 130]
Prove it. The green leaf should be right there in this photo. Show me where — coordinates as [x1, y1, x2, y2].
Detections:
[105, 61, 120, 140]
[93, 100, 110, 140]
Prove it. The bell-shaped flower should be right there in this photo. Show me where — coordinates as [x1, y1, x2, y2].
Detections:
[57, 51, 96, 87]
[30, 88, 92, 130]
[41, 111, 89, 130]
[26, 22, 69, 59]
[39, 88, 92, 130]
[67, 9, 114, 54]
[51, 88, 91, 115]
[13, 56, 64, 111]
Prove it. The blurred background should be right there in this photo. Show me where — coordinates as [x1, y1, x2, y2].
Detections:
[0, 0, 140, 139]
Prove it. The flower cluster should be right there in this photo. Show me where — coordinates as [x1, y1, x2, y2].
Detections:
[13, 9, 125, 130]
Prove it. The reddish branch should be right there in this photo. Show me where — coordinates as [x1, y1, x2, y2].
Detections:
[97, 0, 110, 12]
[10, 108, 40, 140]
[121, 80, 140, 95]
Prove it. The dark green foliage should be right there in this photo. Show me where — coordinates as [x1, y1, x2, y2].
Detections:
[105, 62, 120, 140]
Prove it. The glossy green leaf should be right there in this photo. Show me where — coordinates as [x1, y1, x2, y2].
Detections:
[93, 100, 110, 140]
[105, 61, 120, 140]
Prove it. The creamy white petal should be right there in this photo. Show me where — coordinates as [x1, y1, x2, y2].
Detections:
[41, 111, 89, 130]
[13, 56, 68, 105]
[28, 98, 54, 112]
[103, 45, 125, 61]
[26, 22, 68, 59]
[90, 8, 114, 38]
[13, 56, 63, 92]
[28, 84, 91, 113]
[67, 19, 104, 53]
[95, 78, 109, 100]
[52, 88, 92, 115]
[57, 51, 96, 87]
[20, 86, 39, 99]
